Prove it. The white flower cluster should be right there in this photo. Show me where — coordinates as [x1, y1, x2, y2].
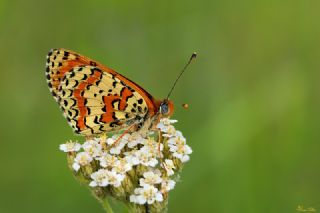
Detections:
[59, 118, 192, 205]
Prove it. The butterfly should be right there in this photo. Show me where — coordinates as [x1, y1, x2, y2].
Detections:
[46, 48, 195, 136]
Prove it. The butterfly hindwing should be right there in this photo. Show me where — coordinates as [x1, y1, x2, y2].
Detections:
[53, 64, 149, 135]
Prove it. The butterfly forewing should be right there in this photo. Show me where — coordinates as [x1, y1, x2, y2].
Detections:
[46, 49, 156, 136]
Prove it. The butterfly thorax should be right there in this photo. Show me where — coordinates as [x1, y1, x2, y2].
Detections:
[136, 99, 174, 133]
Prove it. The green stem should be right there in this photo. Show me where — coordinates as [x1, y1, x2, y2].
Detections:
[100, 198, 114, 213]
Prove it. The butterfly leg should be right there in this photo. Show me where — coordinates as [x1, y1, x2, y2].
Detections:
[111, 123, 136, 148]
[157, 130, 168, 170]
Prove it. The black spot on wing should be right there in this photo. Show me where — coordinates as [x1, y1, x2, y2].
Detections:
[111, 99, 120, 109]
[48, 50, 53, 56]
[102, 105, 107, 112]
[69, 72, 75, 78]
[73, 80, 79, 87]
[94, 116, 99, 124]
[126, 94, 134, 102]
[109, 121, 118, 128]
[82, 74, 88, 80]
[112, 112, 117, 120]
[95, 79, 101, 86]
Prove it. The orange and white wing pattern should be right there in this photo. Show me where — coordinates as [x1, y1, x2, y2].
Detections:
[46, 49, 156, 136]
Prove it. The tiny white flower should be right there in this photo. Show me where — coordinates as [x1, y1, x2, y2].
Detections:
[125, 132, 145, 148]
[141, 137, 163, 158]
[164, 118, 178, 125]
[157, 118, 178, 132]
[160, 179, 176, 193]
[72, 163, 80, 171]
[162, 125, 178, 137]
[89, 169, 124, 187]
[109, 138, 127, 154]
[167, 131, 185, 145]
[136, 150, 158, 167]
[141, 137, 155, 146]
[170, 143, 192, 163]
[173, 151, 190, 162]
[106, 137, 116, 145]
[106, 170, 125, 187]
[98, 153, 119, 168]
[82, 139, 102, 158]
[89, 169, 109, 187]
[166, 131, 191, 162]
[125, 149, 158, 167]
[162, 159, 175, 176]
[130, 184, 163, 205]
[59, 140, 81, 152]
[124, 150, 141, 165]
[72, 152, 93, 171]
[140, 170, 162, 187]
[112, 158, 132, 174]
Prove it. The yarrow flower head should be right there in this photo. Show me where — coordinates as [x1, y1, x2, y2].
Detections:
[82, 139, 102, 157]
[72, 152, 93, 171]
[130, 184, 163, 205]
[168, 134, 192, 163]
[156, 118, 177, 132]
[89, 169, 124, 187]
[97, 153, 119, 168]
[140, 170, 162, 186]
[162, 159, 176, 176]
[59, 140, 81, 152]
[160, 178, 176, 193]
[112, 158, 132, 174]
[59, 118, 192, 212]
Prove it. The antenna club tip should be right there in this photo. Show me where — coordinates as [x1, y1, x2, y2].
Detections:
[191, 52, 197, 60]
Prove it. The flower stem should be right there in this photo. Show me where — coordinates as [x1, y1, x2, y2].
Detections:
[100, 198, 114, 213]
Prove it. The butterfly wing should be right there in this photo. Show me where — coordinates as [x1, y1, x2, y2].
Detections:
[46, 48, 158, 136]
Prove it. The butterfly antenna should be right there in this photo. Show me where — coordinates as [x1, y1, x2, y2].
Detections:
[166, 52, 197, 99]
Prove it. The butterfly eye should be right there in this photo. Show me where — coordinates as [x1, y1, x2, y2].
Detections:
[159, 102, 169, 115]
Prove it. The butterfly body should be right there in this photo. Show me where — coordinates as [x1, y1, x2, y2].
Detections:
[46, 48, 173, 136]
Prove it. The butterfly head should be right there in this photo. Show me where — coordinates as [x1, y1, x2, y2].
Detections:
[159, 99, 174, 117]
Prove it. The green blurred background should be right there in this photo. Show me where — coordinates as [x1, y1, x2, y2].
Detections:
[1, 0, 319, 212]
